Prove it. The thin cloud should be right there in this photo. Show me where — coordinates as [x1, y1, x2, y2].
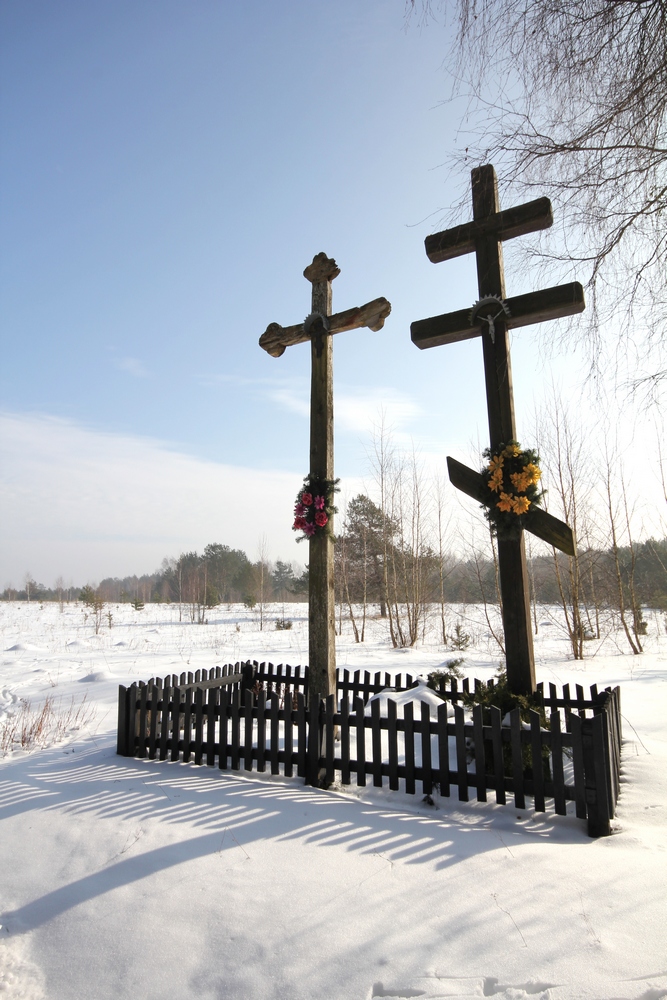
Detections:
[0, 412, 303, 585]
[116, 357, 151, 379]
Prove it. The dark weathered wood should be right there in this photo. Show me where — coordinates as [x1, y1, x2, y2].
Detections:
[472, 704, 486, 802]
[194, 688, 204, 765]
[529, 710, 545, 812]
[307, 263, 337, 708]
[371, 697, 383, 787]
[437, 703, 450, 797]
[244, 689, 253, 772]
[446, 456, 576, 558]
[592, 711, 612, 833]
[404, 702, 416, 795]
[340, 696, 350, 785]
[510, 709, 525, 810]
[421, 701, 433, 796]
[306, 697, 321, 786]
[219, 687, 229, 770]
[206, 688, 216, 766]
[411, 282, 585, 350]
[284, 693, 294, 778]
[454, 704, 468, 802]
[490, 705, 506, 805]
[260, 257, 391, 706]
[138, 684, 148, 759]
[183, 686, 193, 763]
[230, 689, 240, 771]
[256, 690, 267, 772]
[160, 684, 170, 762]
[412, 165, 585, 695]
[550, 710, 566, 816]
[569, 713, 588, 820]
[297, 692, 307, 779]
[425, 196, 553, 263]
[387, 699, 399, 791]
[325, 694, 336, 787]
[259, 297, 391, 358]
[117, 685, 129, 756]
[355, 696, 366, 787]
[270, 693, 280, 775]
[171, 686, 181, 762]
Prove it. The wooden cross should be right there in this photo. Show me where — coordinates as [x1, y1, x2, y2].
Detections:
[411, 165, 584, 695]
[260, 253, 391, 705]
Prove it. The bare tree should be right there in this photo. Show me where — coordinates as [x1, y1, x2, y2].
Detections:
[407, 0, 667, 385]
[55, 576, 65, 613]
[603, 454, 642, 654]
[256, 535, 269, 632]
[537, 394, 594, 659]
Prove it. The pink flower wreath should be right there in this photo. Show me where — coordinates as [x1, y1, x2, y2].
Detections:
[292, 475, 339, 541]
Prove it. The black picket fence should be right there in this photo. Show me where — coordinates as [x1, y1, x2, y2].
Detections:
[117, 661, 621, 837]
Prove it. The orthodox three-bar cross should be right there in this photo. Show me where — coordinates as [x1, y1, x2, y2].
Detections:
[260, 253, 391, 705]
[411, 164, 584, 695]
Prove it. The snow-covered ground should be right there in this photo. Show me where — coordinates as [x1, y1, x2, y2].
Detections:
[0, 601, 665, 1000]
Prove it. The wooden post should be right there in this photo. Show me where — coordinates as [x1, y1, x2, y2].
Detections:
[411, 164, 586, 695]
[471, 166, 536, 696]
[259, 254, 391, 708]
[305, 255, 339, 706]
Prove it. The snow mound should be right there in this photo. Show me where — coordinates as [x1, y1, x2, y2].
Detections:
[365, 678, 454, 719]
[78, 670, 111, 683]
[4, 642, 42, 652]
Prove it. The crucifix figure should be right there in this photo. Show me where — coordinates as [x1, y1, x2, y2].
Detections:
[260, 253, 391, 705]
[411, 164, 584, 695]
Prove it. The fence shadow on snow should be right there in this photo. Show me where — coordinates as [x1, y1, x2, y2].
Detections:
[117, 661, 621, 838]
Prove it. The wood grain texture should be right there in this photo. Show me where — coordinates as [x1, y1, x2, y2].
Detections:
[411, 282, 585, 350]
[425, 196, 553, 263]
[308, 266, 336, 707]
[446, 456, 576, 555]
[260, 296, 391, 357]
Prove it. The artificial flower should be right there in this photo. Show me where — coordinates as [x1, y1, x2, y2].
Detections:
[511, 495, 531, 514]
[497, 492, 514, 512]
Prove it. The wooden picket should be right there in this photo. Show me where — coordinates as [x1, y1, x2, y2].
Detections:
[117, 662, 621, 837]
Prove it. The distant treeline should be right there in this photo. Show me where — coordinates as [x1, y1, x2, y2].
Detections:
[4, 544, 307, 610]
[4, 516, 667, 618]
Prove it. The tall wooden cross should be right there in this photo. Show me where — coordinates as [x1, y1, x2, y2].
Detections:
[260, 253, 391, 705]
[411, 164, 585, 695]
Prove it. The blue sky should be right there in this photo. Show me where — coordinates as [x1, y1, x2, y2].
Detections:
[1, 2, 662, 585]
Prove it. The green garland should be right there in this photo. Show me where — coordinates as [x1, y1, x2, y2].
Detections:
[292, 475, 339, 541]
[481, 441, 545, 539]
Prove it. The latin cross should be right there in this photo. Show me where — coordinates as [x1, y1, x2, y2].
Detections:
[411, 165, 584, 694]
[260, 253, 391, 705]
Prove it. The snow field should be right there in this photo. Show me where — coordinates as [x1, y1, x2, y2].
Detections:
[0, 601, 665, 1000]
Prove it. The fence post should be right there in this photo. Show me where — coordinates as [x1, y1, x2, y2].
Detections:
[306, 697, 323, 787]
[581, 711, 612, 837]
[116, 685, 129, 756]
[242, 660, 255, 696]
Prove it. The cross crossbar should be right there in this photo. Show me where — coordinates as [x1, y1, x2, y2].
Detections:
[260, 296, 391, 357]
[425, 196, 553, 263]
[447, 457, 576, 556]
[410, 164, 585, 696]
[411, 282, 585, 350]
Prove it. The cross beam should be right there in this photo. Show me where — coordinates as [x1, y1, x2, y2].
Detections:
[411, 165, 584, 695]
[260, 253, 391, 708]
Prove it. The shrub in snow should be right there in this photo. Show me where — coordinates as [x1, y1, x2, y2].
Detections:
[461, 669, 550, 779]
